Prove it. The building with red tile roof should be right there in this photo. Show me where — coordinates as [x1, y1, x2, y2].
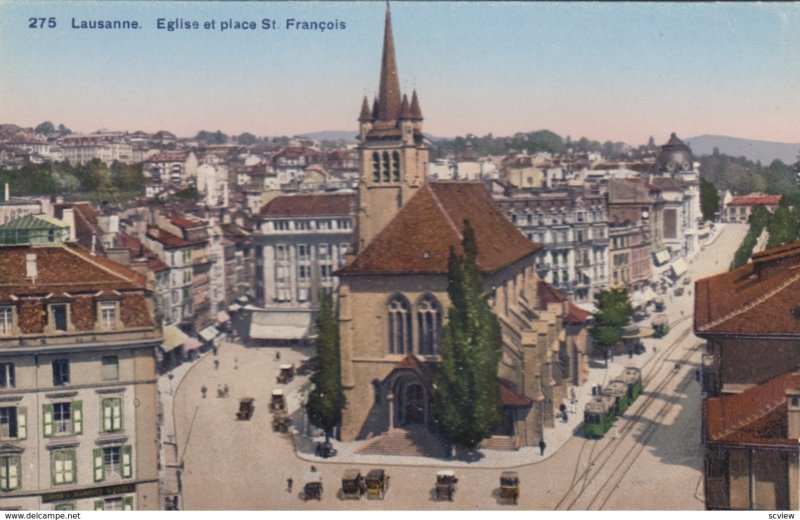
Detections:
[695, 239, 800, 510]
[722, 193, 782, 223]
[0, 227, 161, 510]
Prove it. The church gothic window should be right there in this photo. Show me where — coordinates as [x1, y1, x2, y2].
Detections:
[382, 152, 391, 182]
[372, 152, 381, 182]
[392, 152, 400, 182]
[416, 294, 442, 355]
[387, 294, 412, 354]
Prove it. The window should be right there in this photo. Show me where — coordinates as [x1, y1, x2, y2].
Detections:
[417, 295, 443, 355]
[298, 265, 310, 281]
[182, 250, 191, 264]
[52, 359, 69, 386]
[0, 455, 20, 491]
[372, 152, 381, 183]
[317, 220, 330, 231]
[0, 407, 24, 439]
[102, 356, 119, 381]
[94, 445, 132, 482]
[382, 152, 390, 182]
[275, 245, 286, 261]
[95, 496, 133, 511]
[337, 219, 351, 230]
[103, 397, 122, 432]
[52, 450, 76, 485]
[274, 221, 290, 231]
[0, 364, 14, 388]
[54, 504, 75, 511]
[392, 151, 400, 182]
[100, 302, 116, 330]
[43, 401, 81, 437]
[297, 244, 309, 260]
[0, 307, 11, 335]
[51, 304, 68, 332]
[387, 295, 412, 355]
[295, 220, 310, 231]
[318, 244, 329, 259]
[183, 270, 191, 284]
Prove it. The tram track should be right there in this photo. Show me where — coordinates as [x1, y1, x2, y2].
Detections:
[553, 315, 699, 510]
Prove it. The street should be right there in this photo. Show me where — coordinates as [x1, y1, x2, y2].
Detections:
[171, 224, 748, 510]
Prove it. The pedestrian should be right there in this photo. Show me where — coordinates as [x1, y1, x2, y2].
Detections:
[213, 346, 218, 356]
[287, 477, 293, 493]
[570, 387, 576, 404]
[538, 439, 546, 456]
[223, 384, 229, 397]
[214, 359, 219, 370]
[201, 385, 207, 399]
[628, 349, 633, 359]
[275, 351, 281, 361]
[234, 357, 239, 370]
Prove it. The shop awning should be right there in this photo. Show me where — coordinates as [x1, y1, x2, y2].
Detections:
[183, 338, 202, 351]
[216, 311, 231, 324]
[162, 325, 189, 353]
[228, 303, 242, 312]
[199, 325, 218, 343]
[249, 310, 312, 340]
[671, 258, 688, 278]
[654, 250, 670, 266]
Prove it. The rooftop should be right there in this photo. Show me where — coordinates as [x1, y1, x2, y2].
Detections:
[259, 193, 355, 218]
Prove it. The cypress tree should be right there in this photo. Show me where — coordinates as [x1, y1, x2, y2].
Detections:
[305, 291, 346, 442]
[432, 220, 503, 451]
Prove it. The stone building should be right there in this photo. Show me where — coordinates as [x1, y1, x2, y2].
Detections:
[336, 4, 590, 450]
[0, 220, 161, 510]
[695, 241, 800, 510]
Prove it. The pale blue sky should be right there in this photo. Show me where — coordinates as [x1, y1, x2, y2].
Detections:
[1, 1, 799, 145]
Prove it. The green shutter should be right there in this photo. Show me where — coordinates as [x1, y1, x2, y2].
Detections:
[94, 500, 104, 511]
[123, 496, 134, 511]
[93, 448, 104, 483]
[114, 398, 123, 431]
[121, 445, 133, 478]
[43, 403, 53, 437]
[0, 458, 7, 491]
[9, 457, 19, 490]
[71, 400, 82, 435]
[102, 399, 112, 432]
[16, 407, 26, 439]
[64, 451, 74, 484]
[52, 451, 61, 486]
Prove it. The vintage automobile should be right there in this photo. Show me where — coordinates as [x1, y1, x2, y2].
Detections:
[304, 471, 323, 501]
[270, 389, 286, 413]
[236, 398, 254, 421]
[272, 410, 290, 433]
[499, 471, 520, 505]
[277, 364, 295, 384]
[340, 469, 363, 500]
[365, 469, 389, 500]
[435, 470, 458, 501]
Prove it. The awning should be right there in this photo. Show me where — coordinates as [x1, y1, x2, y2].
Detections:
[162, 325, 189, 353]
[249, 310, 312, 340]
[183, 338, 202, 351]
[631, 286, 657, 307]
[199, 325, 218, 343]
[671, 258, 688, 278]
[216, 311, 231, 324]
[228, 303, 242, 312]
[654, 250, 670, 266]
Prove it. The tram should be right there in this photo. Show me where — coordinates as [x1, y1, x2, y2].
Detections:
[583, 366, 642, 438]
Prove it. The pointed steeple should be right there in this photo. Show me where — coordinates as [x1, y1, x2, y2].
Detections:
[359, 96, 372, 122]
[410, 89, 423, 120]
[371, 96, 380, 120]
[377, 1, 402, 122]
[398, 94, 412, 120]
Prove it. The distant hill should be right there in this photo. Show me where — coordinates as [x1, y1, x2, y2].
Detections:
[686, 135, 799, 166]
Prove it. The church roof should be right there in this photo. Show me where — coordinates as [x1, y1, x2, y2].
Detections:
[339, 182, 540, 276]
[410, 90, 423, 120]
[359, 96, 373, 122]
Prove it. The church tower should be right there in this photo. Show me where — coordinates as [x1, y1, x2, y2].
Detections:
[355, 2, 428, 252]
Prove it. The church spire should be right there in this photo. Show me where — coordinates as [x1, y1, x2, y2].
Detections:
[410, 89, 423, 120]
[358, 96, 372, 122]
[377, 1, 402, 122]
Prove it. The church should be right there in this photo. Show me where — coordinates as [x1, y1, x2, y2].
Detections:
[336, 4, 591, 450]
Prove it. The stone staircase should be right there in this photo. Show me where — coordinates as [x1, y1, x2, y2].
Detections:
[357, 427, 448, 458]
[481, 435, 518, 451]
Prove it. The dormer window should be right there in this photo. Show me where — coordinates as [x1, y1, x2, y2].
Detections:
[51, 304, 68, 332]
[0, 307, 12, 336]
[99, 302, 117, 330]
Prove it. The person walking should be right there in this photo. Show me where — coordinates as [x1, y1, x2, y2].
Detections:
[201, 385, 207, 399]
[214, 359, 219, 370]
[538, 439, 546, 456]
[287, 477, 293, 493]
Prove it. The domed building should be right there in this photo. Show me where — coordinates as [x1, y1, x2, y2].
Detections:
[654, 132, 694, 173]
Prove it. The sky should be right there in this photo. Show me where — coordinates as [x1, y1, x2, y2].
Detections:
[1, 1, 799, 146]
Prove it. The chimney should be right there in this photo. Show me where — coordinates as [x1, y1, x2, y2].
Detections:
[62, 208, 76, 241]
[25, 253, 37, 281]
[788, 389, 800, 439]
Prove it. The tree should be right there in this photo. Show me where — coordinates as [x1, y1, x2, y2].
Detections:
[35, 121, 55, 135]
[589, 288, 633, 364]
[306, 291, 345, 442]
[432, 221, 503, 452]
[700, 177, 720, 221]
[236, 132, 257, 145]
